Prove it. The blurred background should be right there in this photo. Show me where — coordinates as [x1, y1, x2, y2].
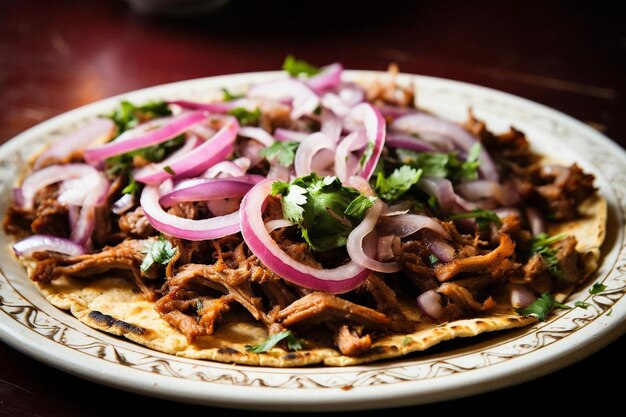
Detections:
[0, 0, 624, 415]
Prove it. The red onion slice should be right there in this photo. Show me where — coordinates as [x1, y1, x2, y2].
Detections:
[456, 180, 520, 206]
[34, 118, 115, 169]
[386, 133, 438, 152]
[140, 185, 240, 240]
[334, 131, 366, 182]
[377, 213, 451, 240]
[71, 171, 110, 245]
[320, 109, 342, 143]
[133, 118, 238, 184]
[294, 132, 336, 177]
[391, 113, 499, 181]
[202, 160, 246, 179]
[273, 128, 309, 142]
[509, 284, 536, 309]
[248, 78, 319, 120]
[264, 218, 294, 233]
[159, 177, 260, 208]
[526, 206, 547, 236]
[416, 289, 445, 321]
[112, 193, 135, 215]
[84, 111, 207, 165]
[346, 199, 402, 273]
[238, 126, 275, 147]
[347, 103, 386, 180]
[321, 93, 351, 117]
[306, 63, 343, 92]
[426, 239, 455, 263]
[19, 164, 103, 210]
[12, 234, 87, 257]
[240, 180, 370, 293]
[418, 176, 477, 213]
[167, 99, 234, 113]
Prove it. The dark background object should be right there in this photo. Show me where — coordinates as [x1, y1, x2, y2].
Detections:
[0, 0, 624, 414]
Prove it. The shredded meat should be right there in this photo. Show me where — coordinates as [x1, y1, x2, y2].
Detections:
[332, 324, 372, 356]
[30, 239, 159, 300]
[435, 234, 516, 282]
[554, 236, 587, 284]
[359, 274, 414, 332]
[119, 207, 154, 239]
[277, 292, 391, 329]
[437, 282, 496, 313]
[530, 164, 596, 221]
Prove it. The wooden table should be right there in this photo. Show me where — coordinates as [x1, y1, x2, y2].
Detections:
[1, 0, 624, 414]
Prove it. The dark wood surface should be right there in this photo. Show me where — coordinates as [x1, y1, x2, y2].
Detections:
[1, 0, 624, 414]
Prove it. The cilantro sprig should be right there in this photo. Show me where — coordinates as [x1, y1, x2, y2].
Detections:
[228, 107, 261, 125]
[245, 330, 304, 353]
[260, 141, 299, 167]
[529, 232, 566, 279]
[589, 282, 607, 295]
[140, 236, 177, 273]
[515, 292, 571, 321]
[106, 100, 172, 136]
[449, 209, 502, 231]
[396, 143, 481, 183]
[282, 55, 321, 78]
[375, 166, 423, 203]
[272, 174, 376, 251]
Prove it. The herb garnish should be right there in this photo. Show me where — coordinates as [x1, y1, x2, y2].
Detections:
[140, 236, 177, 273]
[574, 301, 592, 309]
[529, 232, 566, 279]
[228, 107, 261, 125]
[515, 292, 571, 321]
[245, 330, 304, 353]
[259, 141, 300, 167]
[375, 166, 423, 203]
[428, 254, 440, 265]
[222, 88, 244, 102]
[449, 209, 502, 231]
[106, 100, 172, 136]
[282, 55, 321, 78]
[589, 282, 607, 295]
[272, 174, 376, 252]
[396, 143, 481, 183]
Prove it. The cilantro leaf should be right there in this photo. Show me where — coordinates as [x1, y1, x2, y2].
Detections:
[589, 282, 607, 295]
[282, 55, 321, 78]
[122, 176, 139, 195]
[449, 209, 502, 231]
[228, 107, 261, 125]
[530, 233, 566, 279]
[140, 236, 177, 273]
[163, 165, 176, 175]
[401, 336, 412, 346]
[105, 134, 184, 179]
[245, 330, 304, 353]
[428, 254, 439, 265]
[396, 144, 482, 183]
[360, 142, 375, 167]
[344, 195, 376, 218]
[515, 293, 571, 321]
[375, 166, 423, 203]
[260, 141, 299, 167]
[272, 174, 373, 251]
[222, 88, 244, 102]
[106, 100, 171, 136]
[574, 301, 591, 309]
[278, 184, 307, 224]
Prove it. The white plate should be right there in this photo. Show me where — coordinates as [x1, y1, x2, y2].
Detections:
[0, 71, 625, 411]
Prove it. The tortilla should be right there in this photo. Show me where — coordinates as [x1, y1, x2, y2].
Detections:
[26, 195, 606, 367]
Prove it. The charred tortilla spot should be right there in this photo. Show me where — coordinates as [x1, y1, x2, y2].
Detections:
[283, 352, 298, 360]
[88, 310, 147, 335]
[217, 347, 240, 355]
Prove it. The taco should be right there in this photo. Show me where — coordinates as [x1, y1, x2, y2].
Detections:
[4, 59, 606, 367]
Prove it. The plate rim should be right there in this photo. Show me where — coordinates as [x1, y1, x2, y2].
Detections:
[1, 70, 625, 411]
